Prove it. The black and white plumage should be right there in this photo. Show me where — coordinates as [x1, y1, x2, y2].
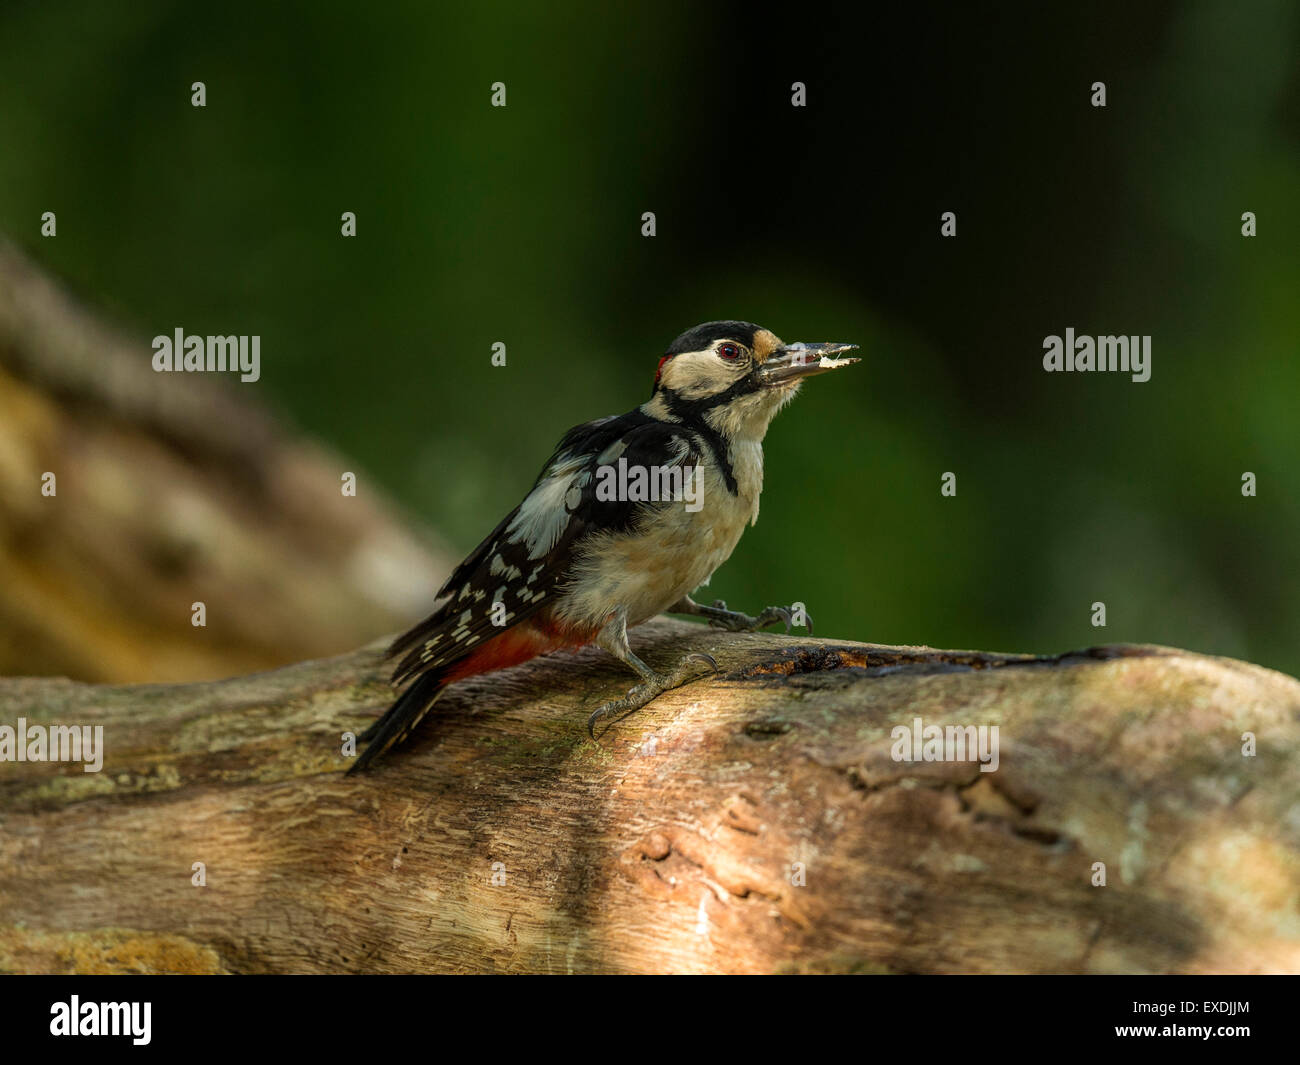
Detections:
[350, 320, 858, 772]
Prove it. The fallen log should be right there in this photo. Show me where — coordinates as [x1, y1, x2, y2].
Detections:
[0, 238, 453, 684]
[1, 619, 1297, 974]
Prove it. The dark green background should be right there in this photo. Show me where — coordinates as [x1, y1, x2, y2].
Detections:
[2, 2, 1296, 673]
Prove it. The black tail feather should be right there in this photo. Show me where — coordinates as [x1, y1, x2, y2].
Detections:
[348, 671, 447, 775]
[385, 607, 448, 673]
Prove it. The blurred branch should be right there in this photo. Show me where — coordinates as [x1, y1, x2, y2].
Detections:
[1, 619, 1297, 974]
[0, 238, 453, 682]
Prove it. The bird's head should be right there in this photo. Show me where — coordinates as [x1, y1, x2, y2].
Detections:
[648, 320, 858, 440]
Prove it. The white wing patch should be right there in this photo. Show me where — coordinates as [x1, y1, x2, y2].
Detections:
[490, 552, 524, 580]
[506, 456, 589, 560]
[597, 437, 629, 464]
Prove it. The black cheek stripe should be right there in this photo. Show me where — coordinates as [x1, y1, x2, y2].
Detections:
[658, 386, 743, 496]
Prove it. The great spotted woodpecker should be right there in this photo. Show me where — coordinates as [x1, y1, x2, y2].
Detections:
[349, 320, 858, 773]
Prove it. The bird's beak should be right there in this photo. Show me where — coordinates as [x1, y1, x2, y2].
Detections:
[756, 342, 860, 387]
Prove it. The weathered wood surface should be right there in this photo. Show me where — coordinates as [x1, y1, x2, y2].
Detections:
[0, 238, 452, 683]
[2, 619, 1297, 974]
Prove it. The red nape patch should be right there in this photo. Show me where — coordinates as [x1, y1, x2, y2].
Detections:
[443, 617, 595, 683]
[654, 354, 672, 387]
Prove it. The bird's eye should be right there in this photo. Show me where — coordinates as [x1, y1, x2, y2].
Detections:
[718, 344, 741, 360]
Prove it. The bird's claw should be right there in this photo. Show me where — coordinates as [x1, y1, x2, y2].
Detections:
[586, 706, 609, 740]
[684, 651, 718, 673]
[586, 652, 717, 739]
[703, 600, 813, 635]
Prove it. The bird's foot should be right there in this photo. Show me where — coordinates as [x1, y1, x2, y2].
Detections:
[697, 599, 814, 636]
[586, 652, 717, 738]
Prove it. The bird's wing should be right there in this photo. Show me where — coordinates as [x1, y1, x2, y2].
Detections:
[389, 411, 702, 686]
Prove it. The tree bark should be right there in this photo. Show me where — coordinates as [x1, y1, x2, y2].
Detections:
[0, 238, 453, 684]
[2, 619, 1297, 974]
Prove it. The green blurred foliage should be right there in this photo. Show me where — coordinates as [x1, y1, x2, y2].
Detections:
[1, 1, 1296, 673]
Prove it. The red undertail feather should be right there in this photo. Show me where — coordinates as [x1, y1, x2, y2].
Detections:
[443, 615, 592, 683]
[349, 614, 599, 774]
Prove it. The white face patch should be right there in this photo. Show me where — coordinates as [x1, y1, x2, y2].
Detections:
[640, 393, 678, 422]
[657, 348, 745, 400]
